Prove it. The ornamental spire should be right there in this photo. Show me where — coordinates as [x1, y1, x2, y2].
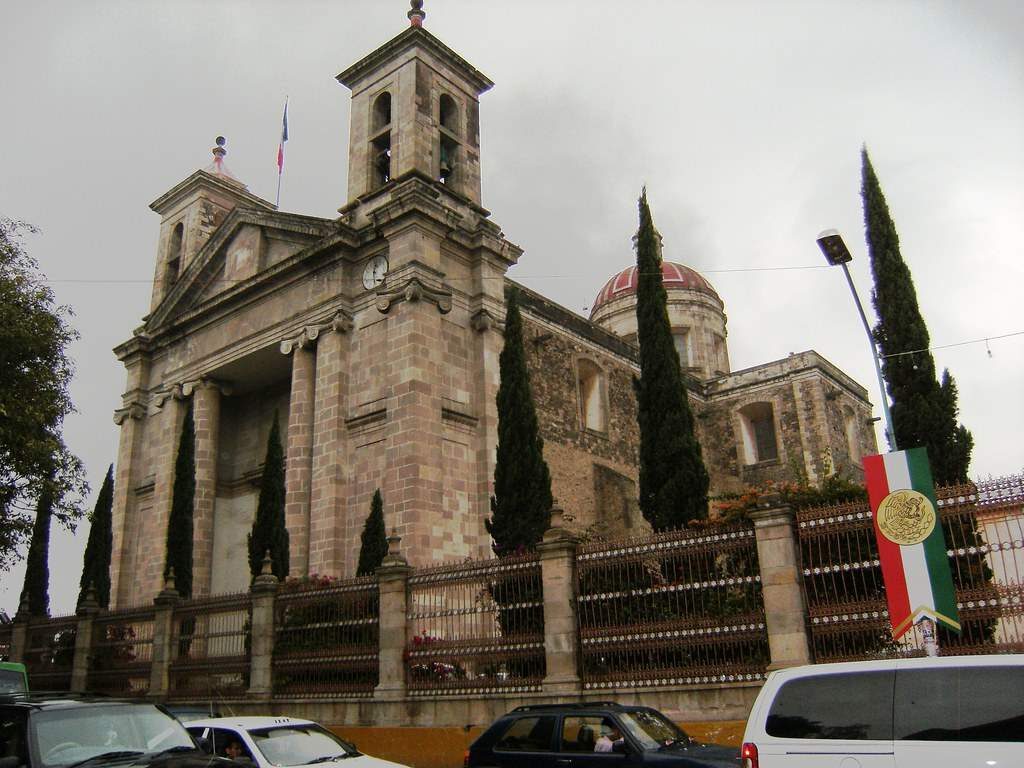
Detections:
[408, 0, 425, 27]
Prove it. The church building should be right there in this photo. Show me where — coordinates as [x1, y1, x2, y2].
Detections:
[108, 2, 876, 608]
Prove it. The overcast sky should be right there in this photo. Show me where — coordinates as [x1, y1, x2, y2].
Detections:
[2, 0, 1022, 617]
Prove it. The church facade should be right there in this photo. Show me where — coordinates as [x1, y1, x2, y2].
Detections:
[108, 8, 876, 608]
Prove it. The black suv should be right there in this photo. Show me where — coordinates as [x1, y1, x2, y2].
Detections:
[0, 694, 232, 768]
[466, 703, 739, 768]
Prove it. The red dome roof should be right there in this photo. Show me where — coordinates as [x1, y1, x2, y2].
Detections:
[590, 262, 719, 316]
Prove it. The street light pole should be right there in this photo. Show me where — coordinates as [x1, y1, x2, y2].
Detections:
[816, 229, 898, 452]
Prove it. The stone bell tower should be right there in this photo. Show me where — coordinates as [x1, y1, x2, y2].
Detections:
[328, 1, 521, 566]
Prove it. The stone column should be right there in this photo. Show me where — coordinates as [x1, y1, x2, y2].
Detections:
[149, 574, 180, 698]
[110, 402, 146, 609]
[191, 379, 222, 597]
[750, 498, 812, 669]
[309, 314, 352, 577]
[374, 533, 411, 701]
[71, 588, 100, 693]
[248, 554, 279, 698]
[283, 341, 317, 577]
[9, 595, 31, 663]
[538, 506, 582, 695]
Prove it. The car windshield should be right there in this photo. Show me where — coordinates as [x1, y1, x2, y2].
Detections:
[248, 725, 357, 766]
[31, 704, 196, 767]
[617, 710, 688, 750]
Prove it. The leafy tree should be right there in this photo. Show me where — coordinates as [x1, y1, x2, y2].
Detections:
[164, 404, 195, 599]
[633, 190, 709, 530]
[248, 413, 289, 580]
[19, 484, 54, 616]
[356, 489, 388, 576]
[486, 287, 553, 555]
[78, 464, 114, 608]
[861, 148, 973, 484]
[0, 218, 87, 572]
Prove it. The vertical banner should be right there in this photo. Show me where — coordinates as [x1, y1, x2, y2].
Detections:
[863, 447, 960, 638]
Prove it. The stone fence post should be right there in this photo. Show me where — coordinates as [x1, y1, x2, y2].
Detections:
[71, 588, 100, 693]
[538, 505, 581, 695]
[750, 498, 812, 669]
[374, 532, 411, 701]
[8, 596, 30, 664]
[248, 556, 279, 698]
[149, 574, 180, 698]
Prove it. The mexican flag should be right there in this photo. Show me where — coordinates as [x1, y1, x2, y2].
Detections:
[864, 447, 960, 638]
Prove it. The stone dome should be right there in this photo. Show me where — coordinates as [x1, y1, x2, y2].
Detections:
[589, 261, 720, 318]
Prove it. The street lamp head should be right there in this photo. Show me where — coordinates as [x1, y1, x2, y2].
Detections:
[817, 229, 853, 266]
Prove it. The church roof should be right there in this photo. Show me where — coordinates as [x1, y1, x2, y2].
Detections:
[590, 261, 720, 317]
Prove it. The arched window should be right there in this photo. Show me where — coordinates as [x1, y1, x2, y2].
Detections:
[739, 402, 778, 464]
[844, 406, 862, 464]
[577, 359, 607, 433]
[439, 94, 458, 132]
[165, 222, 183, 287]
[672, 329, 689, 367]
[372, 91, 392, 131]
[370, 92, 392, 189]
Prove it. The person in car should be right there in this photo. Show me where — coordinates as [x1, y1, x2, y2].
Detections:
[224, 739, 248, 760]
[594, 723, 624, 752]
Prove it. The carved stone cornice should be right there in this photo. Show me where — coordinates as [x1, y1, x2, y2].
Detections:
[375, 276, 452, 315]
[280, 309, 355, 355]
[471, 308, 500, 333]
[112, 402, 146, 425]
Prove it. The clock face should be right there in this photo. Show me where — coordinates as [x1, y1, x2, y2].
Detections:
[362, 255, 388, 290]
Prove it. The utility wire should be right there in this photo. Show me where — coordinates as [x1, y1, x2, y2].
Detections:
[878, 330, 1024, 359]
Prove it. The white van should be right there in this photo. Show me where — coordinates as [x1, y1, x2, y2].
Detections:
[740, 654, 1024, 767]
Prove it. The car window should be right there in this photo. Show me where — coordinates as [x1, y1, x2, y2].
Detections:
[0, 709, 30, 765]
[30, 704, 196, 767]
[493, 716, 556, 752]
[895, 666, 1024, 742]
[213, 729, 251, 760]
[618, 710, 686, 750]
[765, 671, 894, 740]
[560, 717, 621, 753]
[249, 725, 356, 766]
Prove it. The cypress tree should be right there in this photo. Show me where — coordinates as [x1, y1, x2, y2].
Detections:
[633, 189, 709, 530]
[20, 484, 53, 616]
[861, 148, 973, 483]
[486, 287, 553, 555]
[356, 489, 388, 576]
[164, 404, 195, 599]
[248, 412, 289, 580]
[77, 464, 114, 608]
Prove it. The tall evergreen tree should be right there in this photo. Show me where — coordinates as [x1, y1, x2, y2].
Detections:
[77, 464, 114, 608]
[356, 489, 388, 576]
[248, 413, 289, 580]
[20, 483, 54, 616]
[164, 404, 196, 599]
[486, 287, 553, 555]
[861, 148, 973, 483]
[633, 189, 709, 530]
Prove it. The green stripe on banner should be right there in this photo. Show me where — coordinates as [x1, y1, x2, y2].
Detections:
[908, 447, 960, 632]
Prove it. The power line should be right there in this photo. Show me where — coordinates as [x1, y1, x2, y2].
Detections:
[879, 330, 1024, 360]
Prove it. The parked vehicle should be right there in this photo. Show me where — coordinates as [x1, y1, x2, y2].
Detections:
[741, 653, 1024, 767]
[0, 693, 232, 768]
[185, 716, 409, 768]
[0, 663, 28, 694]
[466, 702, 739, 768]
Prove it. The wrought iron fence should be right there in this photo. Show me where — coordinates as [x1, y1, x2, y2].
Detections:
[169, 592, 251, 700]
[87, 607, 155, 696]
[405, 554, 545, 695]
[23, 615, 77, 691]
[272, 576, 379, 698]
[576, 523, 768, 689]
[0, 624, 11, 661]
[798, 475, 1024, 661]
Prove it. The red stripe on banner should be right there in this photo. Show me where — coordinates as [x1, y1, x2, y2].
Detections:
[864, 454, 911, 632]
[277, 143, 284, 172]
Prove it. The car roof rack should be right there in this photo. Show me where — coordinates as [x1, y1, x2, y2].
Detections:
[510, 702, 626, 713]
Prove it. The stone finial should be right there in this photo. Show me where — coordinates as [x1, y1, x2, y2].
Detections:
[253, 550, 280, 593]
[408, 0, 425, 27]
[77, 583, 100, 616]
[549, 503, 565, 531]
[380, 529, 409, 569]
[261, 551, 274, 576]
[155, 568, 181, 606]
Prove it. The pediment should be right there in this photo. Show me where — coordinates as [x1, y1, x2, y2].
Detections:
[144, 208, 344, 332]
